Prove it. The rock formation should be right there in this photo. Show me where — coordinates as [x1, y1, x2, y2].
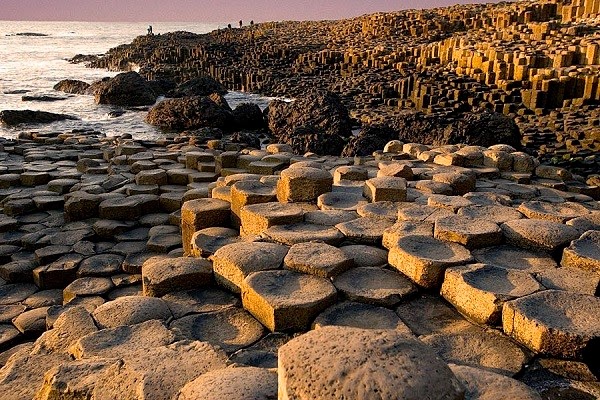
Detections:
[93, 71, 157, 106]
[0, 110, 77, 126]
[81, 0, 600, 175]
[53, 79, 91, 95]
[146, 94, 234, 131]
[266, 90, 353, 155]
[0, 125, 597, 398]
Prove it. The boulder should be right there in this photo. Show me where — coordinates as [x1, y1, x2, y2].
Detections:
[148, 78, 177, 96]
[53, 79, 90, 94]
[94, 71, 156, 106]
[230, 130, 262, 149]
[168, 76, 227, 97]
[266, 90, 352, 155]
[341, 124, 397, 157]
[392, 111, 521, 148]
[0, 110, 77, 126]
[232, 102, 265, 130]
[146, 95, 234, 131]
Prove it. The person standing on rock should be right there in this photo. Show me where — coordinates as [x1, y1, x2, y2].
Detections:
[239, 20, 243, 28]
[147, 25, 153, 35]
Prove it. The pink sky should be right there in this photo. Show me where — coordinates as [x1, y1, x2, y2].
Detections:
[1, 0, 507, 23]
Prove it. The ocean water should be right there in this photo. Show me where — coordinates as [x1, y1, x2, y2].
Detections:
[0, 21, 271, 140]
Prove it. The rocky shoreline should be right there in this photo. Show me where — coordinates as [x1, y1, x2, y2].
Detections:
[0, 0, 599, 398]
[78, 0, 600, 177]
[0, 125, 598, 398]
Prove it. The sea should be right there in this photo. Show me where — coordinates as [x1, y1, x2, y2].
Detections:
[0, 21, 272, 140]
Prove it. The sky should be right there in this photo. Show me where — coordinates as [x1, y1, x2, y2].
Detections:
[1, 0, 507, 23]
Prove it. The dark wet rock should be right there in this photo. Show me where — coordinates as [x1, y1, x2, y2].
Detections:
[53, 79, 91, 94]
[168, 76, 227, 97]
[450, 112, 521, 148]
[0, 110, 77, 126]
[21, 95, 67, 102]
[107, 109, 125, 118]
[0, 283, 38, 305]
[266, 90, 352, 155]
[86, 77, 111, 95]
[68, 53, 100, 64]
[393, 111, 521, 148]
[12, 32, 48, 36]
[342, 124, 397, 157]
[94, 71, 157, 106]
[146, 95, 234, 131]
[148, 78, 177, 96]
[232, 103, 265, 130]
[230, 131, 262, 149]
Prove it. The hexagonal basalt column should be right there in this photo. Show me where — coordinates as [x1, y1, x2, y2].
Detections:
[212, 242, 289, 294]
[363, 177, 407, 202]
[284, 242, 353, 278]
[181, 199, 230, 255]
[241, 270, 337, 332]
[388, 235, 473, 289]
[230, 180, 277, 225]
[278, 326, 465, 400]
[240, 202, 304, 237]
[276, 166, 333, 203]
[441, 264, 543, 326]
[561, 230, 600, 274]
[501, 219, 580, 253]
[503, 290, 600, 360]
[434, 216, 502, 249]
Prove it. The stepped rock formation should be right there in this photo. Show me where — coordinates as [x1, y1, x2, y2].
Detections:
[1, 0, 600, 398]
[0, 125, 597, 398]
[84, 0, 600, 175]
